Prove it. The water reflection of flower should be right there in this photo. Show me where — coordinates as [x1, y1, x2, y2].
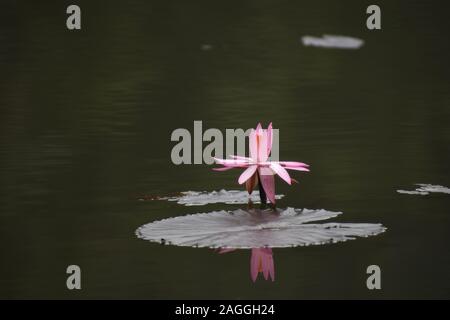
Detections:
[218, 247, 275, 282]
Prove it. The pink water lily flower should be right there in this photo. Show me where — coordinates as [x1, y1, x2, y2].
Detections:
[213, 123, 309, 204]
[250, 248, 275, 282]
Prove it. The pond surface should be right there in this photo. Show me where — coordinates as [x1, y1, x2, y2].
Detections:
[0, 0, 449, 298]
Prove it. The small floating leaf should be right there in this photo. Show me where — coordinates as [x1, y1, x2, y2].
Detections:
[397, 184, 450, 195]
[301, 35, 364, 49]
[159, 190, 284, 206]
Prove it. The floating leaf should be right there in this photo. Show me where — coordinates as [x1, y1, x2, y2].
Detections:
[158, 190, 284, 206]
[136, 208, 386, 249]
[301, 35, 364, 49]
[397, 184, 450, 196]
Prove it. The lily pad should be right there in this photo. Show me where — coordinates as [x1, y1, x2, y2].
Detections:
[301, 35, 364, 49]
[397, 184, 450, 195]
[136, 208, 386, 249]
[159, 190, 284, 206]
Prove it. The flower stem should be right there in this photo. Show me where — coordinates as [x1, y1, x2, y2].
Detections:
[257, 171, 267, 205]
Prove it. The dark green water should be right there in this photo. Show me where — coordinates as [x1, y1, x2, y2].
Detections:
[0, 0, 449, 299]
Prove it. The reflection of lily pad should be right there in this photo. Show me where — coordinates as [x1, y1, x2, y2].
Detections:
[159, 190, 284, 206]
[136, 208, 386, 249]
[397, 184, 450, 196]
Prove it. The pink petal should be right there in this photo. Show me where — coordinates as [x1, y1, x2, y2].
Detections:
[214, 158, 250, 167]
[270, 163, 292, 185]
[245, 172, 258, 194]
[212, 167, 235, 171]
[258, 168, 276, 204]
[283, 166, 310, 172]
[279, 161, 309, 167]
[257, 131, 269, 162]
[256, 123, 262, 130]
[249, 130, 258, 161]
[267, 122, 273, 155]
[230, 155, 253, 161]
[238, 165, 258, 184]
